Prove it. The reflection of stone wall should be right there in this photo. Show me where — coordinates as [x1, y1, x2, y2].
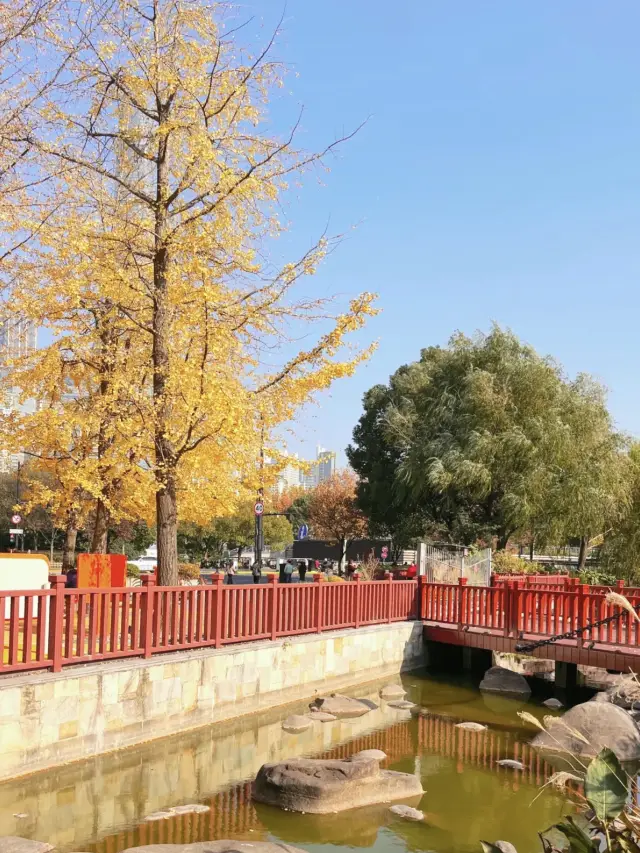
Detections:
[0, 680, 415, 852]
[0, 621, 424, 781]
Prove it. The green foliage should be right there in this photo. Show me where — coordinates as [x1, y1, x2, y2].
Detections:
[601, 443, 640, 583]
[286, 494, 312, 530]
[213, 504, 293, 556]
[492, 551, 541, 575]
[178, 562, 200, 581]
[584, 748, 628, 821]
[579, 568, 617, 586]
[549, 817, 600, 853]
[349, 326, 629, 550]
[126, 562, 140, 578]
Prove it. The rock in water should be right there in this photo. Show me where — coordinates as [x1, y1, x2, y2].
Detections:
[480, 667, 531, 698]
[308, 709, 337, 722]
[123, 843, 306, 853]
[387, 700, 415, 710]
[543, 698, 564, 709]
[0, 840, 53, 853]
[310, 694, 370, 719]
[282, 715, 312, 734]
[531, 701, 640, 760]
[252, 756, 423, 814]
[358, 698, 379, 710]
[168, 805, 210, 815]
[389, 805, 424, 821]
[455, 722, 487, 732]
[494, 842, 518, 853]
[497, 760, 525, 770]
[380, 684, 406, 700]
[353, 749, 387, 761]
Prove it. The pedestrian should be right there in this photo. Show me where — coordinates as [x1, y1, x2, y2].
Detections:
[251, 561, 262, 584]
[346, 559, 356, 581]
[297, 560, 307, 583]
[225, 561, 236, 585]
[284, 559, 294, 583]
[279, 560, 286, 583]
[64, 567, 78, 589]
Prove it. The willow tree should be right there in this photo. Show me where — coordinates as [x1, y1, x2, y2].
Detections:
[5, 0, 375, 584]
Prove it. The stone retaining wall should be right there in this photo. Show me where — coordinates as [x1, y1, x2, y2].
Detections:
[0, 620, 424, 780]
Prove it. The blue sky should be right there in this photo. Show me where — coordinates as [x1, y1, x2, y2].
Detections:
[244, 0, 640, 466]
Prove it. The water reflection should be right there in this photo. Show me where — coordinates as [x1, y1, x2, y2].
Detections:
[0, 673, 572, 853]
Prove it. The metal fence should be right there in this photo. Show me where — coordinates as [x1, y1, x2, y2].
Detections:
[420, 545, 491, 586]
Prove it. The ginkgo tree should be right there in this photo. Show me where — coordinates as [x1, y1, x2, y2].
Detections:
[0, 0, 375, 584]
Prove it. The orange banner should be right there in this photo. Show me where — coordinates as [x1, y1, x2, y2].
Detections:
[77, 553, 127, 588]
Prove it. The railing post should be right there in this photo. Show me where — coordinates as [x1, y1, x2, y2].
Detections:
[213, 573, 224, 648]
[511, 580, 521, 635]
[313, 574, 324, 633]
[489, 573, 496, 587]
[616, 579, 625, 591]
[354, 574, 362, 628]
[140, 573, 156, 658]
[48, 574, 66, 673]
[418, 575, 427, 620]
[578, 583, 590, 647]
[386, 572, 393, 623]
[269, 575, 279, 641]
[457, 577, 468, 630]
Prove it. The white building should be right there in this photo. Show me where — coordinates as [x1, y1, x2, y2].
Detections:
[274, 446, 337, 492]
[0, 318, 38, 473]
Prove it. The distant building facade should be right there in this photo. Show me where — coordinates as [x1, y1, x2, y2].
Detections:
[0, 318, 37, 473]
[274, 445, 338, 493]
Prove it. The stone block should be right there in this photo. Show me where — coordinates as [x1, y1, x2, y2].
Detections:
[102, 672, 120, 704]
[59, 720, 78, 740]
[53, 678, 80, 698]
[0, 688, 21, 718]
[0, 720, 22, 752]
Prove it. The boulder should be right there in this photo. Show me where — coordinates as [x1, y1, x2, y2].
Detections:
[389, 805, 424, 821]
[410, 706, 431, 718]
[353, 749, 387, 761]
[380, 684, 406, 700]
[0, 841, 53, 853]
[531, 701, 640, 760]
[387, 700, 415, 710]
[124, 844, 306, 853]
[494, 843, 518, 853]
[310, 694, 370, 719]
[253, 756, 423, 814]
[358, 698, 380, 710]
[604, 677, 640, 711]
[543, 698, 564, 710]
[282, 715, 312, 734]
[308, 709, 337, 722]
[480, 667, 531, 698]
[455, 722, 487, 732]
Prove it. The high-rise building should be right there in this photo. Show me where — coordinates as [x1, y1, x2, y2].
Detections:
[0, 319, 37, 472]
[315, 446, 336, 484]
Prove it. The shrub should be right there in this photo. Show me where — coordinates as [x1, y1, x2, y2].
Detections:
[492, 550, 541, 575]
[126, 563, 140, 578]
[325, 574, 346, 583]
[178, 562, 201, 581]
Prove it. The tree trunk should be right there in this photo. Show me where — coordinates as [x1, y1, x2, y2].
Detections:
[156, 470, 178, 586]
[62, 511, 78, 573]
[152, 119, 179, 587]
[577, 535, 589, 572]
[91, 499, 110, 553]
[338, 537, 347, 574]
[496, 531, 510, 551]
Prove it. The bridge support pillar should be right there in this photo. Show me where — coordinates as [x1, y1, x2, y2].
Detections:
[462, 647, 493, 674]
[555, 660, 578, 690]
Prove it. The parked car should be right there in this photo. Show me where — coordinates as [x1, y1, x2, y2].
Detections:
[128, 555, 158, 574]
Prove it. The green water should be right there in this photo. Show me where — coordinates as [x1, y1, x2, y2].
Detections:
[0, 672, 573, 853]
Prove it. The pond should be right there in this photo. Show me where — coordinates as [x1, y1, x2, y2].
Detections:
[0, 671, 574, 853]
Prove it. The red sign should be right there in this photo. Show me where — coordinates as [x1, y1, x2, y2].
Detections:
[254, 501, 264, 516]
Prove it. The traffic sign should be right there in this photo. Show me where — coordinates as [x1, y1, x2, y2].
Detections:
[381, 546, 389, 560]
[298, 523, 309, 540]
[254, 501, 264, 516]
[11, 514, 21, 525]
[9, 528, 23, 535]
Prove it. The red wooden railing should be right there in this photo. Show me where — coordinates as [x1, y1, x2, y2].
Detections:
[0, 574, 419, 674]
[2, 573, 639, 676]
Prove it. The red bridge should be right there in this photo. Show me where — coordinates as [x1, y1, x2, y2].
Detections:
[0, 573, 638, 675]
